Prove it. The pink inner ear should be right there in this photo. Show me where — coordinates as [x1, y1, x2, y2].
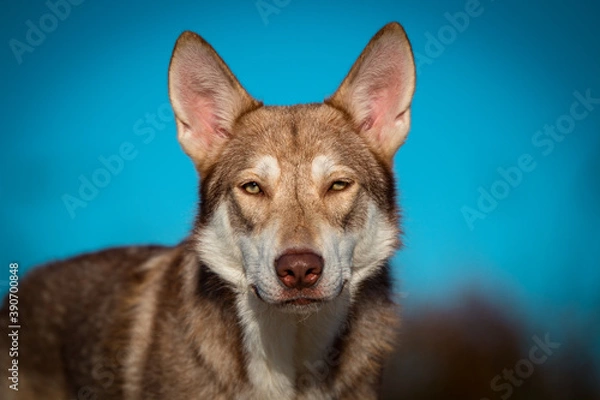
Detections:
[358, 36, 413, 137]
[365, 85, 399, 138]
[172, 52, 233, 151]
[185, 94, 221, 148]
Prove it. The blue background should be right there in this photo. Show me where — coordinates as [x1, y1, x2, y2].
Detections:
[1, 0, 599, 370]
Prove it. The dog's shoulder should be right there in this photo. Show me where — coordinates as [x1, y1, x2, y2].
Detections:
[13, 245, 171, 301]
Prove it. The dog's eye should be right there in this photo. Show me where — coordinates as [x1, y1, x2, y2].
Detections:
[242, 181, 262, 194]
[329, 181, 350, 191]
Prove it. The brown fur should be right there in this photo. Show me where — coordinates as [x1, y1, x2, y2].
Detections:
[0, 22, 415, 399]
[0, 245, 399, 399]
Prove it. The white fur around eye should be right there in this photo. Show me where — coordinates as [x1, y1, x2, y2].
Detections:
[311, 155, 336, 182]
[255, 155, 280, 182]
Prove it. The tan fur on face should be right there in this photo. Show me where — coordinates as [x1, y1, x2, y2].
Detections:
[204, 104, 395, 231]
[197, 104, 400, 304]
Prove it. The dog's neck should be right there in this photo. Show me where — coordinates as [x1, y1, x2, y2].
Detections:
[235, 290, 350, 399]
[191, 258, 350, 399]
[188, 252, 398, 399]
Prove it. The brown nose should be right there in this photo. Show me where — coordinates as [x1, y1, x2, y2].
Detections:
[275, 252, 323, 289]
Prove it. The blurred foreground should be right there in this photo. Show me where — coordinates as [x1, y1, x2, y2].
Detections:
[381, 294, 599, 400]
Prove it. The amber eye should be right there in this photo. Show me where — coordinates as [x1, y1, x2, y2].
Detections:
[329, 180, 350, 191]
[242, 181, 262, 194]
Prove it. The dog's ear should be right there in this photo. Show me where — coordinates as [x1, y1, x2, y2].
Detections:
[169, 31, 261, 176]
[326, 22, 416, 165]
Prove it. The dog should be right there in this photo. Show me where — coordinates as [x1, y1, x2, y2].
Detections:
[1, 21, 416, 399]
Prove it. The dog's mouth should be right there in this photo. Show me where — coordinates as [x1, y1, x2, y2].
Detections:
[282, 297, 322, 306]
[250, 280, 346, 308]
[277, 297, 325, 313]
[251, 285, 323, 305]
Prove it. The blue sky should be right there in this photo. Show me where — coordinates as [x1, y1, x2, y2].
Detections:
[1, 0, 599, 352]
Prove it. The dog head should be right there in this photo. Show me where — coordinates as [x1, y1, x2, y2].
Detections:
[168, 23, 415, 311]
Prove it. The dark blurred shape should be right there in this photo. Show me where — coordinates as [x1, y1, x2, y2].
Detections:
[380, 294, 600, 400]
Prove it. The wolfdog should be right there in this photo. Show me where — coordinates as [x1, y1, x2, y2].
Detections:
[1, 21, 415, 399]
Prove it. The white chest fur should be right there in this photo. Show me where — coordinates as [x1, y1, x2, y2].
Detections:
[236, 293, 349, 400]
